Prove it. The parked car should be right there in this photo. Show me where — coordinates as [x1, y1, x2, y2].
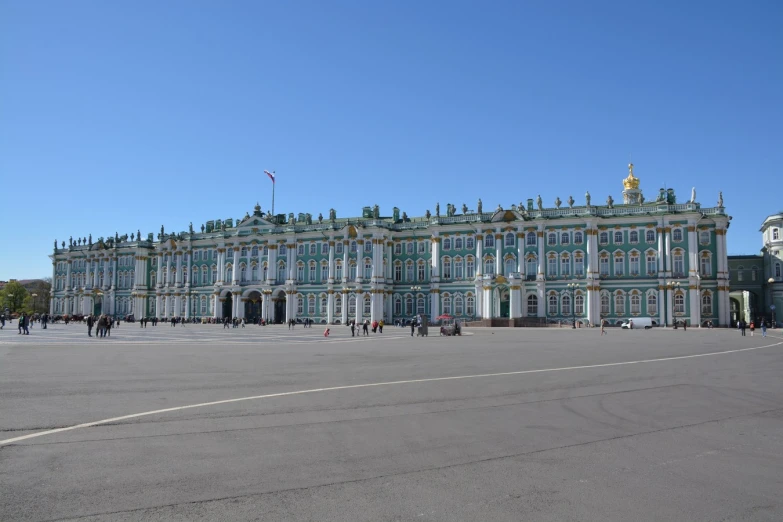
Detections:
[620, 317, 656, 329]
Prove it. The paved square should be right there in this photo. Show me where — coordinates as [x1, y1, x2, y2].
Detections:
[1, 326, 782, 521]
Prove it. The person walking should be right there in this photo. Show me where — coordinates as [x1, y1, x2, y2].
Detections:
[87, 314, 95, 337]
[350, 320, 356, 337]
[378, 320, 384, 333]
[410, 319, 415, 337]
[749, 321, 755, 336]
[761, 320, 767, 337]
[600, 319, 607, 335]
[740, 320, 746, 336]
[363, 319, 369, 336]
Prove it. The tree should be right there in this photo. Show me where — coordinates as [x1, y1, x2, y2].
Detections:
[0, 281, 29, 314]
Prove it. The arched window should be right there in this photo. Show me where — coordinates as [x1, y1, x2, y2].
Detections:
[561, 294, 571, 316]
[527, 294, 537, 316]
[774, 228, 780, 241]
[630, 294, 641, 314]
[262, 263, 268, 281]
[776, 263, 781, 279]
[406, 261, 414, 281]
[309, 261, 317, 282]
[226, 266, 233, 282]
[484, 257, 495, 276]
[442, 295, 452, 315]
[350, 241, 357, 253]
[614, 231, 623, 244]
[647, 293, 657, 315]
[443, 238, 452, 250]
[442, 257, 452, 279]
[575, 294, 584, 315]
[364, 259, 372, 279]
[560, 254, 570, 276]
[454, 257, 464, 279]
[700, 254, 712, 276]
[335, 260, 343, 281]
[526, 256, 537, 277]
[466, 236, 475, 249]
[646, 230, 655, 243]
[548, 233, 557, 246]
[599, 232, 608, 245]
[320, 295, 327, 313]
[348, 295, 356, 315]
[335, 295, 342, 315]
[615, 293, 625, 315]
[240, 264, 247, 282]
[466, 295, 475, 316]
[252, 264, 258, 281]
[674, 292, 685, 313]
[251, 246, 258, 256]
[548, 295, 558, 315]
[505, 233, 515, 246]
[629, 230, 639, 243]
[672, 251, 684, 276]
[699, 231, 710, 245]
[277, 262, 286, 282]
[701, 293, 712, 315]
[201, 296, 207, 315]
[263, 245, 269, 255]
[241, 247, 247, 257]
[505, 257, 516, 276]
[560, 232, 569, 245]
[484, 235, 494, 248]
[454, 295, 464, 316]
[455, 237, 463, 250]
[394, 295, 402, 316]
[405, 295, 414, 316]
[349, 262, 357, 281]
[574, 231, 583, 244]
[466, 256, 475, 279]
[308, 296, 316, 315]
[672, 228, 683, 242]
[211, 266, 217, 284]
[527, 232, 536, 246]
[297, 263, 305, 281]
[417, 295, 426, 315]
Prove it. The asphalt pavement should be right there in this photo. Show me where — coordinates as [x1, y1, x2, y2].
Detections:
[1, 324, 782, 521]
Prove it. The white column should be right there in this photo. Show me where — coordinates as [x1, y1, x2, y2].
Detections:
[85, 258, 92, 289]
[65, 259, 72, 290]
[93, 260, 100, 288]
[664, 228, 672, 274]
[689, 286, 699, 327]
[213, 294, 220, 319]
[666, 287, 674, 326]
[267, 245, 277, 284]
[342, 240, 349, 283]
[430, 290, 439, 319]
[476, 233, 484, 278]
[431, 235, 440, 279]
[174, 295, 181, 318]
[101, 258, 109, 289]
[156, 294, 162, 319]
[327, 291, 335, 323]
[687, 221, 697, 277]
[517, 232, 524, 273]
[328, 240, 335, 282]
[482, 285, 492, 318]
[176, 252, 183, 286]
[658, 224, 665, 273]
[232, 247, 240, 285]
[537, 281, 546, 317]
[355, 291, 363, 325]
[341, 291, 348, 324]
[495, 231, 502, 275]
[537, 227, 545, 279]
[288, 243, 296, 280]
[658, 287, 665, 326]
[385, 241, 393, 280]
[112, 257, 118, 288]
[165, 255, 172, 287]
[157, 254, 164, 286]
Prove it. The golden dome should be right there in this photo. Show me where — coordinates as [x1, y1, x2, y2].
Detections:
[623, 163, 640, 190]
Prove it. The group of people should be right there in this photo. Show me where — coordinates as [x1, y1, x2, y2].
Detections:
[1, 313, 50, 334]
[737, 319, 768, 337]
[86, 314, 116, 338]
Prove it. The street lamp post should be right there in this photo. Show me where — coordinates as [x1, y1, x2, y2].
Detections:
[567, 283, 580, 328]
[31, 293, 38, 315]
[668, 281, 681, 327]
[7, 293, 14, 315]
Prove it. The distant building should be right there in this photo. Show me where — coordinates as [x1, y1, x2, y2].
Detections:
[728, 212, 783, 326]
[49, 164, 730, 326]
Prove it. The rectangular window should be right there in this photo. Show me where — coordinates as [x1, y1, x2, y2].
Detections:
[418, 263, 426, 281]
[394, 243, 402, 255]
[599, 257, 609, 276]
[466, 258, 475, 279]
[364, 262, 372, 279]
[309, 244, 317, 256]
[614, 257, 624, 276]
[630, 256, 640, 275]
[418, 241, 426, 253]
[407, 242, 414, 255]
[308, 299, 315, 315]
[673, 254, 684, 276]
[335, 264, 343, 280]
[700, 256, 711, 276]
[394, 264, 402, 282]
[648, 295, 657, 316]
[574, 257, 584, 276]
[322, 243, 329, 255]
[321, 265, 328, 281]
[454, 260, 463, 280]
[297, 244, 304, 256]
[297, 298, 304, 315]
[309, 265, 316, 281]
[466, 236, 475, 249]
[443, 260, 451, 279]
[364, 241, 372, 253]
[647, 255, 657, 275]
[406, 264, 414, 281]
[560, 257, 570, 276]
[548, 257, 557, 277]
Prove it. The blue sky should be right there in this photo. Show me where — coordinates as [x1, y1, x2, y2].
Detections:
[1, 0, 781, 280]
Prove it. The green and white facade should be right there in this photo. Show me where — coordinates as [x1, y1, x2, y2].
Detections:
[48, 165, 731, 326]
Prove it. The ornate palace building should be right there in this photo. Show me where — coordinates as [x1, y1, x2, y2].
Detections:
[48, 165, 731, 326]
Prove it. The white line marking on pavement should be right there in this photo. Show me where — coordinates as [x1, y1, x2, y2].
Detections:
[2, 338, 781, 447]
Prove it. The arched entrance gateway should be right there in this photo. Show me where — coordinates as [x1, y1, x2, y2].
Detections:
[273, 291, 286, 324]
[222, 293, 233, 319]
[245, 291, 262, 323]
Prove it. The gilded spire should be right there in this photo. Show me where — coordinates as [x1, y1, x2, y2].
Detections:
[623, 163, 640, 190]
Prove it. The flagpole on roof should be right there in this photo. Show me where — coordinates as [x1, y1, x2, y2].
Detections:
[264, 170, 276, 217]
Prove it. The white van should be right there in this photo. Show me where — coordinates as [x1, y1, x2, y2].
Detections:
[621, 317, 656, 329]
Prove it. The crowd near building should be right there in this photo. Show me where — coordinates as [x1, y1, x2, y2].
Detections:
[49, 165, 732, 327]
